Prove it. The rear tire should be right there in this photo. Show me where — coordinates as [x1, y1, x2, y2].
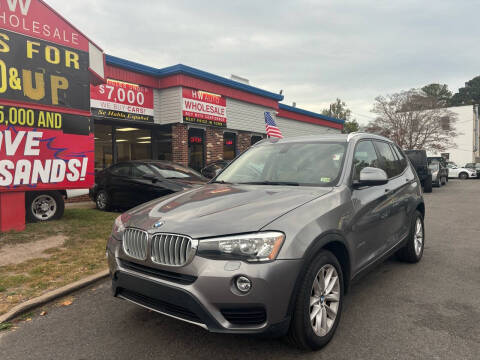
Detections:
[423, 175, 433, 193]
[287, 250, 344, 350]
[26, 191, 64, 223]
[397, 210, 424, 263]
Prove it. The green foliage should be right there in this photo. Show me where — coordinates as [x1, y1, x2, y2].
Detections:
[342, 119, 360, 134]
[0, 322, 12, 331]
[322, 98, 352, 121]
[449, 76, 480, 106]
[421, 83, 452, 104]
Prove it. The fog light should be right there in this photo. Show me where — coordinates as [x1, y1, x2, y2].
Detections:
[235, 276, 252, 293]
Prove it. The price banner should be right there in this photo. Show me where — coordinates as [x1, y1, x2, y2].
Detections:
[0, 0, 103, 192]
[91, 79, 154, 122]
[182, 88, 227, 127]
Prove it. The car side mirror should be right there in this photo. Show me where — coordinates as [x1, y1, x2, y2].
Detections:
[353, 167, 388, 187]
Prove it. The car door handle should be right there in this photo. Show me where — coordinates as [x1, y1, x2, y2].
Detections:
[385, 188, 390, 193]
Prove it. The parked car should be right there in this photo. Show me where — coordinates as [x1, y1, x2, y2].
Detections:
[200, 160, 230, 179]
[464, 162, 480, 178]
[427, 159, 448, 187]
[447, 164, 478, 179]
[90, 161, 207, 211]
[404, 150, 432, 192]
[107, 133, 425, 350]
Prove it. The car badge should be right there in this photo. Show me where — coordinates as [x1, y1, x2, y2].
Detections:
[153, 220, 164, 228]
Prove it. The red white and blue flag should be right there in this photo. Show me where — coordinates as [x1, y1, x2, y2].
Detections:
[264, 112, 283, 138]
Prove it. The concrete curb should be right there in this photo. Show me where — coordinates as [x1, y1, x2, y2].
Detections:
[0, 270, 109, 324]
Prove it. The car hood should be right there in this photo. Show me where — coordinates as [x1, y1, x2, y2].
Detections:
[124, 184, 332, 238]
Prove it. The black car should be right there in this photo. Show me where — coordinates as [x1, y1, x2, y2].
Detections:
[404, 150, 432, 193]
[200, 160, 230, 179]
[90, 161, 207, 211]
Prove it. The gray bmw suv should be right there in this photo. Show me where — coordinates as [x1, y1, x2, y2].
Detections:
[107, 133, 425, 350]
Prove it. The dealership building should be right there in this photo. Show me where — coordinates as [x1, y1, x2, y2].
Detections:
[92, 55, 345, 172]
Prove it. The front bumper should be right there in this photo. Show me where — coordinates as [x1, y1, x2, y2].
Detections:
[107, 236, 302, 334]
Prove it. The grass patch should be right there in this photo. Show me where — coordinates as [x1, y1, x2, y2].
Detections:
[0, 208, 118, 316]
[0, 322, 12, 331]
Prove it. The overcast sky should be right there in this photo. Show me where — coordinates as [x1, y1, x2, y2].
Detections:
[46, 0, 480, 124]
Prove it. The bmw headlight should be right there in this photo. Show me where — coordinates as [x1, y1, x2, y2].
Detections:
[197, 232, 285, 262]
[112, 213, 129, 239]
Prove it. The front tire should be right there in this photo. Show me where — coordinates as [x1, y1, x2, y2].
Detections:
[397, 210, 424, 263]
[287, 250, 344, 350]
[26, 191, 64, 222]
[95, 190, 111, 211]
[459, 172, 468, 180]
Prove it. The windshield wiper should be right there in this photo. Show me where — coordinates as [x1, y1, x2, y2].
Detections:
[238, 181, 300, 186]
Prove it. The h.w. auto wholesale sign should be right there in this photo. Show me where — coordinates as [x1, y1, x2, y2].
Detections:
[0, 0, 104, 191]
[182, 88, 227, 127]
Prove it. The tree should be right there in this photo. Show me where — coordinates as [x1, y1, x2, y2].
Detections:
[421, 83, 452, 105]
[365, 90, 457, 151]
[322, 98, 351, 121]
[322, 98, 358, 133]
[342, 119, 360, 134]
[449, 76, 480, 106]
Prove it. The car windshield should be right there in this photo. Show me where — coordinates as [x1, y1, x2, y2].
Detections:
[215, 141, 347, 186]
[150, 163, 204, 180]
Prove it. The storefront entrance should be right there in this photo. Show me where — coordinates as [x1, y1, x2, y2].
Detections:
[94, 121, 172, 172]
[223, 132, 236, 160]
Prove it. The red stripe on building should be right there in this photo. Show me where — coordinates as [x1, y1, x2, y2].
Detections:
[277, 109, 344, 130]
[159, 75, 279, 109]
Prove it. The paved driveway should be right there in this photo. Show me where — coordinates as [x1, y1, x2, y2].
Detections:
[1, 180, 479, 360]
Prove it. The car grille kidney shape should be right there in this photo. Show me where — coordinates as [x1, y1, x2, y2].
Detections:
[151, 234, 195, 266]
[123, 228, 149, 260]
[122, 228, 195, 266]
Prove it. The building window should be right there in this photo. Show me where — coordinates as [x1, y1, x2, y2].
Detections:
[223, 132, 236, 160]
[94, 124, 113, 172]
[116, 127, 152, 162]
[153, 125, 173, 161]
[188, 128, 205, 171]
[251, 135, 263, 145]
[441, 116, 450, 131]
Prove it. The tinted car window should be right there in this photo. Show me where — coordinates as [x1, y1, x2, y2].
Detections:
[352, 140, 379, 180]
[375, 141, 400, 178]
[392, 145, 408, 172]
[110, 164, 131, 177]
[132, 164, 155, 178]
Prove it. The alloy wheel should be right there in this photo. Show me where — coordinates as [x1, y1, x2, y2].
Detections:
[96, 192, 107, 209]
[310, 264, 340, 337]
[414, 218, 424, 256]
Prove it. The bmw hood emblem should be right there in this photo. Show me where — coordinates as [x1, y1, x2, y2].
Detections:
[153, 220, 164, 228]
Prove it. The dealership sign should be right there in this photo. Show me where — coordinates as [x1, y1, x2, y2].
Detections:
[91, 79, 154, 122]
[0, 0, 104, 191]
[182, 88, 227, 127]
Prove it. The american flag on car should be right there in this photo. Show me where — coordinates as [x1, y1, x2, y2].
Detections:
[264, 112, 283, 138]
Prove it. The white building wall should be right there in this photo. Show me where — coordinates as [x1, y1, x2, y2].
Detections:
[154, 87, 182, 125]
[276, 116, 340, 137]
[225, 98, 275, 133]
[427, 105, 475, 166]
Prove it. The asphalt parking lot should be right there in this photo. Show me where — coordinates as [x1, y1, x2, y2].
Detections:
[1, 179, 479, 360]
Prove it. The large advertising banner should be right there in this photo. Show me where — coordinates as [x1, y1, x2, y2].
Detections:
[182, 88, 227, 127]
[90, 79, 154, 122]
[0, 0, 100, 192]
